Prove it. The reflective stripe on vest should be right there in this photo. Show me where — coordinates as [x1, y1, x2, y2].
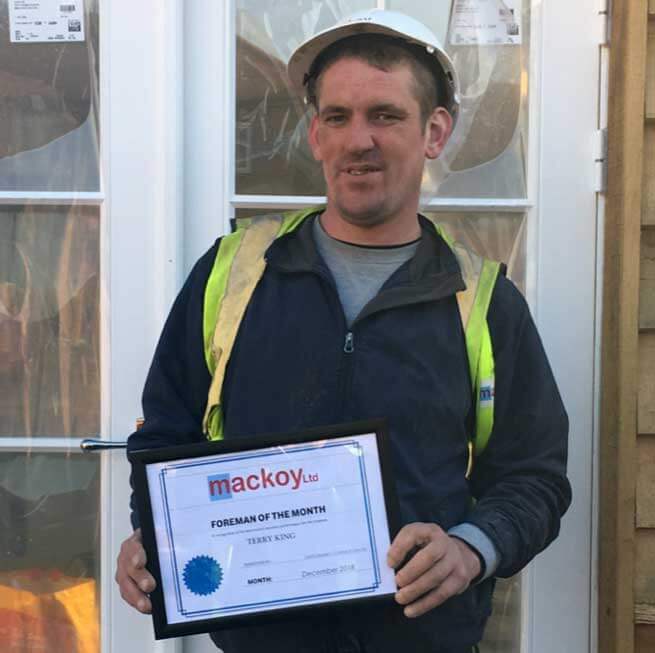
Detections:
[202, 207, 316, 438]
[202, 208, 500, 474]
[428, 222, 500, 468]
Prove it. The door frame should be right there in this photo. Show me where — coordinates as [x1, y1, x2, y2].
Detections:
[102, 0, 183, 651]
[100, 0, 603, 651]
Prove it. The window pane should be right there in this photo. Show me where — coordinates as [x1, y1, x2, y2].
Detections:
[392, 0, 530, 199]
[0, 205, 100, 437]
[235, 0, 374, 196]
[425, 211, 526, 291]
[0, 451, 99, 653]
[480, 576, 522, 653]
[0, 0, 100, 191]
[237, 208, 526, 287]
[235, 0, 529, 200]
[234, 209, 526, 292]
[426, 210, 525, 653]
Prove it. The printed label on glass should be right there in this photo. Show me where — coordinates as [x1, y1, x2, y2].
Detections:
[450, 0, 522, 46]
[9, 0, 85, 43]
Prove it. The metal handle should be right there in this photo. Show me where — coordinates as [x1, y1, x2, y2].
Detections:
[80, 438, 127, 452]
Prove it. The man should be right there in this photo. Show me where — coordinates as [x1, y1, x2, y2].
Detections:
[116, 9, 571, 652]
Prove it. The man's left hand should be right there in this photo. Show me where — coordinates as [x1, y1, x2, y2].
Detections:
[387, 522, 481, 618]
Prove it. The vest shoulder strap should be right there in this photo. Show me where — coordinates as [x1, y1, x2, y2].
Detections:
[415, 221, 501, 469]
[460, 254, 501, 470]
[202, 207, 319, 438]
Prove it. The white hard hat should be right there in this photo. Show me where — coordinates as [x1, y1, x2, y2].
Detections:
[287, 9, 460, 122]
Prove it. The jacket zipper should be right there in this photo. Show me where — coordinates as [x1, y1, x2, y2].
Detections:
[308, 265, 357, 417]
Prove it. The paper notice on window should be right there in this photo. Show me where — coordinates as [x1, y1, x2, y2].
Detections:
[9, 0, 85, 43]
[450, 0, 522, 46]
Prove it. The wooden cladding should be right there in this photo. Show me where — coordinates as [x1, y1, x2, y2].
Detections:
[642, 231, 655, 327]
[645, 126, 655, 226]
[600, 1, 650, 652]
[637, 436, 655, 527]
[635, 7, 655, 652]
[649, 25, 655, 121]
[636, 530, 655, 604]
[636, 623, 655, 652]
[640, 335, 655, 436]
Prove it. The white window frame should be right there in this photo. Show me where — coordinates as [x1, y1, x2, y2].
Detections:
[101, 0, 184, 650]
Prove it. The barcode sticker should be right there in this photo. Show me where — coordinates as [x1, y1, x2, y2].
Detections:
[450, 0, 522, 46]
[9, 0, 85, 43]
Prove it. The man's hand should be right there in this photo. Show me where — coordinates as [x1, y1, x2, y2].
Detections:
[387, 523, 481, 618]
[115, 528, 156, 614]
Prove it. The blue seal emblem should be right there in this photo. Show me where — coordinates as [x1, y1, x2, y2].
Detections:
[183, 555, 223, 596]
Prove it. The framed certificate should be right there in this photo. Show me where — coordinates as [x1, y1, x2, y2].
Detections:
[129, 419, 400, 639]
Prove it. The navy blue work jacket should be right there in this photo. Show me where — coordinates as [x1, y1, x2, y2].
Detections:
[128, 215, 571, 651]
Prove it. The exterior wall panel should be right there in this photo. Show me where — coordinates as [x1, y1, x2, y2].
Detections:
[634, 7, 655, 649]
[644, 125, 655, 227]
[636, 624, 655, 651]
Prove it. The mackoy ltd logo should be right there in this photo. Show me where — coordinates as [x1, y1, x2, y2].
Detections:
[207, 467, 319, 501]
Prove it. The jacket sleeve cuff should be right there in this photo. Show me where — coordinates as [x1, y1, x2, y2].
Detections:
[448, 522, 500, 582]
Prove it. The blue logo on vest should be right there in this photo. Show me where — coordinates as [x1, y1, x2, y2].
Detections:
[183, 555, 223, 596]
[479, 377, 495, 408]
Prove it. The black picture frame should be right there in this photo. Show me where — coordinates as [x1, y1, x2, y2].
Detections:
[129, 419, 400, 640]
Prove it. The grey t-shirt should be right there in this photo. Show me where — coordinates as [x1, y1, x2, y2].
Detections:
[312, 216, 420, 326]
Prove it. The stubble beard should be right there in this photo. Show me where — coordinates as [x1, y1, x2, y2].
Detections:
[328, 173, 421, 232]
[328, 172, 394, 230]
[333, 197, 389, 229]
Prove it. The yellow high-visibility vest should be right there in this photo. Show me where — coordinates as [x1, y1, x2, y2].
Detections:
[201, 207, 500, 478]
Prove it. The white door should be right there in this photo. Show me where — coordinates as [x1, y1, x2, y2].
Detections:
[0, 0, 181, 651]
[182, 1, 602, 652]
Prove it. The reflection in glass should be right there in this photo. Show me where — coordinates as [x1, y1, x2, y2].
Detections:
[414, 211, 526, 652]
[387, 0, 530, 198]
[0, 452, 99, 653]
[0, 0, 100, 191]
[0, 205, 100, 437]
[235, 0, 529, 199]
[426, 211, 526, 291]
[480, 576, 522, 653]
[235, 0, 373, 196]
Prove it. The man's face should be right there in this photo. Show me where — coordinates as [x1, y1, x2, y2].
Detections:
[308, 57, 451, 231]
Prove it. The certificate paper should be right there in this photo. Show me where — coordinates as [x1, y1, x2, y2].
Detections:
[132, 423, 398, 638]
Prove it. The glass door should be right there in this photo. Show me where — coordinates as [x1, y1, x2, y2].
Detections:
[0, 1, 103, 650]
[0, 0, 181, 651]
[233, 3, 529, 644]
[184, 0, 599, 651]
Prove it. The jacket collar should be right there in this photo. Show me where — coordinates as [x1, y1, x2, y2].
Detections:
[265, 211, 465, 307]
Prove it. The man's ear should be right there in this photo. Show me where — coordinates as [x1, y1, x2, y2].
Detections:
[424, 107, 453, 160]
[308, 113, 323, 163]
